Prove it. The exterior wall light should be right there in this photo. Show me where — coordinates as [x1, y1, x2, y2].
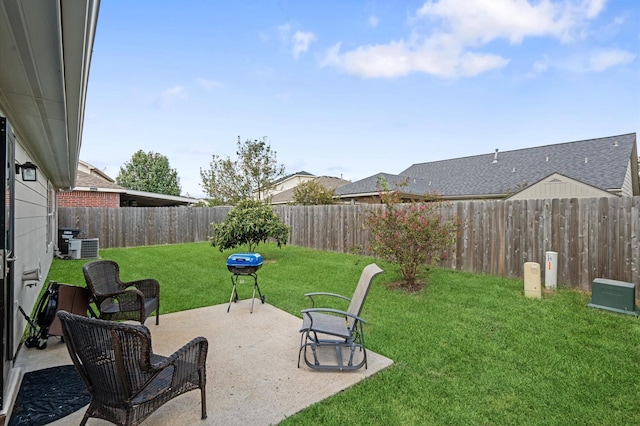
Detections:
[15, 161, 38, 181]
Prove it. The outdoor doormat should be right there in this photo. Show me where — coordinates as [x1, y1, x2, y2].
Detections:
[9, 365, 90, 425]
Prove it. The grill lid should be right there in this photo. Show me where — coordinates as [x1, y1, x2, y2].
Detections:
[226, 252, 263, 274]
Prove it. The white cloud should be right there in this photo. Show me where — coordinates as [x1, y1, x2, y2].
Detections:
[196, 78, 221, 90]
[416, 0, 559, 44]
[292, 31, 317, 59]
[587, 48, 635, 71]
[157, 86, 187, 109]
[322, 0, 611, 78]
[368, 15, 379, 27]
[531, 58, 550, 75]
[414, 0, 608, 44]
[534, 48, 634, 74]
[459, 51, 511, 76]
[277, 24, 317, 59]
[322, 36, 509, 78]
[585, 0, 607, 19]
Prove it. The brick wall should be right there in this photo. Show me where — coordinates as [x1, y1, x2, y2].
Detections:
[58, 191, 120, 207]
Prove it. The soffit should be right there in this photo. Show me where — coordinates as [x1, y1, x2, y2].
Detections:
[0, 0, 99, 189]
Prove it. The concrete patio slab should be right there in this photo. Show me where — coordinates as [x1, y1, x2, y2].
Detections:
[13, 300, 393, 425]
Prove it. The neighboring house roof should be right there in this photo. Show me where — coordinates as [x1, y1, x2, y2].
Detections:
[268, 171, 316, 196]
[273, 171, 314, 186]
[78, 160, 115, 183]
[265, 170, 317, 200]
[0, 1, 99, 189]
[75, 170, 123, 191]
[335, 133, 639, 200]
[119, 190, 198, 207]
[270, 176, 351, 204]
[72, 167, 198, 207]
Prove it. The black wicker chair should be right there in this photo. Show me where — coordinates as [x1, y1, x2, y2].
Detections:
[83, 260, 160, 325]
[56, 311, 208, 426]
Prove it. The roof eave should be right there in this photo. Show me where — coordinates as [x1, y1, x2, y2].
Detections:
[0, 0, 100, 189]
[73, 186, 127, 194]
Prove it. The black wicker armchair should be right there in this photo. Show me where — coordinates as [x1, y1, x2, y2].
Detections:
[56, 311, 208, 426]
[82, 260, 160, 325]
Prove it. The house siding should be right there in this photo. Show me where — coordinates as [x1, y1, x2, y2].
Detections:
[58, 190, 120, 207]
[621, 161, 633, 197]
[509, 174, 615, 200]
[13, 142, 54, 358]
[267, 174, 315, 198]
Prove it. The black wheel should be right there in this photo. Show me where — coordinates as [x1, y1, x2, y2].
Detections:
[25, 336, 38, 348]
[36, 339, 47, 350]
[260, 295, 265, 304]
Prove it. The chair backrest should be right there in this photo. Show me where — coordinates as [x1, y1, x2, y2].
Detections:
[56, 310, 155, 404]
[346, 263, 383, 329]
[83, 260, 122, 296]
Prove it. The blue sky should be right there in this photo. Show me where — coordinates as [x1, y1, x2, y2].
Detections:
[81, 0, 639, 198]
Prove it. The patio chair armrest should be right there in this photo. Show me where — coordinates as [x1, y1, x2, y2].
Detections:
[153, 336, 208, 369]
[301, 308, 366, 324]
[304, 292, 351, 307]
[127, 278, 160, 298]
[92, 287, 144, 301]
[152, 337, 208, 386]
[95, 289, 146, 315]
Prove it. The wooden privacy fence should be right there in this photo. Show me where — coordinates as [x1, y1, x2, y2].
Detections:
[59, 196, 639, 295]
[58, 206, 231, 249]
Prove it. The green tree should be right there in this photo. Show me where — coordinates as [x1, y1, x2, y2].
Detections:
[116, 150, 181, 196]
[292, 180, 335, 205]
[199, 154, 248, 205]
[210, 199, 289, 252]
[365, 177, 458, 291]
[200, 137, 285, 204]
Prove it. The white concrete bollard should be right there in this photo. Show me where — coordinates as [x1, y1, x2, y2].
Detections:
[524, 262, 541, 299]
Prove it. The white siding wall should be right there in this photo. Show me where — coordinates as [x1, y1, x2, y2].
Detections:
[273, 175, 315, 193]
[621, 160, 633, 197]
[12, 143, 54, 357]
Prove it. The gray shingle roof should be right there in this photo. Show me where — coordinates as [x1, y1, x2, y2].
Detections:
[335, 133, 637, 198]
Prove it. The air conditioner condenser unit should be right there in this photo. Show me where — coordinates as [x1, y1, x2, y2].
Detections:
[79, 238, 99, 259]
[68, 238, 99, 259]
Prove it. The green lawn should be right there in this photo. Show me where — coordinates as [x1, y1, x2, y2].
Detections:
[46, 242, 640, 425]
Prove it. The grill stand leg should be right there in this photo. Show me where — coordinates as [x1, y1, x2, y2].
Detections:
[227, 275, 239, 313]
[228, 273, 264, 313]
[250, 274, 264, 313]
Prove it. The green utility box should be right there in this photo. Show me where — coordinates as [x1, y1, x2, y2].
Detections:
[587, 278, 639, 316]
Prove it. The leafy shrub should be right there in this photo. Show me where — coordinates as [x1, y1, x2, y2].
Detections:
[292, 180, 335, 205]
[366, 178, 458, 290]
[210, 199, 289, 252]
